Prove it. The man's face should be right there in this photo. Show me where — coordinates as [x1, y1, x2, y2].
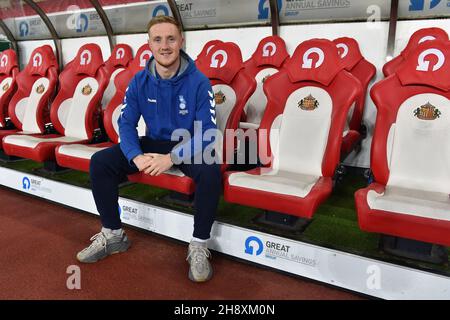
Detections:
[148, 22, 183, 68]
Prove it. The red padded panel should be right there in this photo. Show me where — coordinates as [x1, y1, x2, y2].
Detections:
[355, 183, 450, 247]
[0, 49, 18, 75]
[333, 37, 376, 133]
[0, 49, 19, 127]
[284, 38, 344, 86]
[128, 172, 195, 195]
[50, 43, 107, 139]
[196, 40, 224, 64]
[383, 27, 448, 77]
[243, 36, 289, 78]
[347, 58, 376, 131]
[370, 41, 450, 186]
[397, 40, 450, 91]
[72, 43, 105, 76]
[131, 44, 153, 72]
[7, 45, 58, 132]
[333, 37, 364, 71]
[104, 44, 152, 144]
[27, 45, 58, 76]
[340, 130, 361, 156]
[240, 37, 289, 128]
[105, 43, 133, 69]
[249, 35, 289, 68]
[197, 42, 244, 84]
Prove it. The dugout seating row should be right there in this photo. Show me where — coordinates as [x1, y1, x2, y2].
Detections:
[1, 27, 448, 250]
[54, 36, 369, 221]
[0, 42, 144, 162]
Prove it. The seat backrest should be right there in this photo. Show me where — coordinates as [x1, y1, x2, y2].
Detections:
[197, 42, 256, 164]
[242, 35, 289, 127]
[8, 45, 58, 133]
[259, 39, 362, 177]
[101, 43, 133, 109]
[104, 44, 152, 143]
[195, 40, 223, 70]
[50, 43, 107, 140]
[333, 37, 376, 132]
[383, 27, 448, 77]
[370, 40, 450, 194]
[0, 49, 19, 127]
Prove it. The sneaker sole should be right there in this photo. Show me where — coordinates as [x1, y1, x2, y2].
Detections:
[188, 267, 213, 282]
[77, 241, 131, 264]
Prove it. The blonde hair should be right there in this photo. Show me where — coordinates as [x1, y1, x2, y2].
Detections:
[147, 16, 182, 35]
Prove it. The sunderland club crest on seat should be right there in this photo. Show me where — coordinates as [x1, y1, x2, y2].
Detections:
[214, 90, 226, 105]
[36, 84, 45, 94]
[414, 102, 441, 120]
[298, 94, 319, 111]
[82, 84, 92, 95]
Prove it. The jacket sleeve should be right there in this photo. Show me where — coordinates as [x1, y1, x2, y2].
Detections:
[171, 78, 217, 163]
[118, 77, 143, 165]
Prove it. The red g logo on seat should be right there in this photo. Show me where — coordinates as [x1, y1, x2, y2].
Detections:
[262, 42, 277, 57]
[32, 53, 42, 67]
[336, 43, 349, 58]
[80, 50, 92, 65]
[416, 48, 445, 72]
[139, 50, 152, 67]
[115, 48, 125, 59]
[210, 50, 228, 68]
[301, 47, 325, 69]
[0, 55, 8, 67]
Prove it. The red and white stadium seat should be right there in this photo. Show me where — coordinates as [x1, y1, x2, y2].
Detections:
[0, 49, 19, 129]
[101, 43, 133, 109]
[55, 44, 152, 172]
[128, 41, 256, 194]
[240, 35, 289, 130]
[2, 43, 107, 162]
[355, 40, 450, 247]
[333, 37, 376, 155]
[383, 27, 448, 77]
[223, 39, 362, 219]
[0, 45, 58, 149]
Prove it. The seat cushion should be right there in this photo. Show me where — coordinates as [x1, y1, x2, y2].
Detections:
[367, 186, 450, 222]
[128, 168, 195, 195]
[57, 143, 110, 160]
[224, 168, 332, 219]
[2, 134, 88, 162]
[56, 142, 114, 172]
[228, 169, 319, 198]
[355, 183, 450, 247]
[0, 129, 19, 148]
[4, 135, 83, 148]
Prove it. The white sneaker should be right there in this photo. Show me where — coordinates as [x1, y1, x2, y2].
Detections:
[186, 240, 213, 282]
[77, 230, 130, 263]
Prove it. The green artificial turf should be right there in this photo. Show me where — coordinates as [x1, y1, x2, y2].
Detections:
[1, 158, 449, 274]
